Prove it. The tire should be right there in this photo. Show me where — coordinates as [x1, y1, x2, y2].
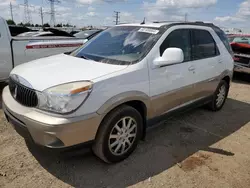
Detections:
[207, 80, 229, 111]
[92, 105, 143, 163]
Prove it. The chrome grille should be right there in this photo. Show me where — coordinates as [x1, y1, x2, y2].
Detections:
[9, 77, 38, 107]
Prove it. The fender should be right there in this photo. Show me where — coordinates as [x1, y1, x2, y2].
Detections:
[97, 91, 154, 119]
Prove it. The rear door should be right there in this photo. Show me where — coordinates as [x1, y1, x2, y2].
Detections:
[189, 28, 221, 99]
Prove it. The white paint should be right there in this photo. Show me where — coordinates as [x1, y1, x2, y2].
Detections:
[6, 20, 234, 119]
[138, 28, 159, 34]
[0, 16, 88, 81]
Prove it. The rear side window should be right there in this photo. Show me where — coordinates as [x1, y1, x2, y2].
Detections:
[213, 27, 233, 55]
[160, 29, 191, 62]
[192, 30, 218, 60]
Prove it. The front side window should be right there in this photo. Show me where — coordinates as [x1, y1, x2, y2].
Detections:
[72, 26, 163, 65]
[192, 29, 217, 60]
[160, 29, 191, 62]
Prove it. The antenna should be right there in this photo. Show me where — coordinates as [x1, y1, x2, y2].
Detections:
[114, 11, 120, 25]
[47, 0, 60, 27]
[24, 0, 32, 24]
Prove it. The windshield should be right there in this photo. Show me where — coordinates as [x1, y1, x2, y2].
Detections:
[71, 26, 163, 65]
[74, 30, 100, 39]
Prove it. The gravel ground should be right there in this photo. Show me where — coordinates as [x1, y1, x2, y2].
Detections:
[0, 74, 249, 188]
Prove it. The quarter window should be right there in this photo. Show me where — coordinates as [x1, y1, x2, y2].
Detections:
[160, 29, 191, 62]
[192, 30, 218, 60]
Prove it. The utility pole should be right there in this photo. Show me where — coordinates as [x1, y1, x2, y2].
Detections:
[114, 11, 120, 25]
[185, 13, 188, 22]
[10, 2, 14, 21]
[40, 7, 44, 26]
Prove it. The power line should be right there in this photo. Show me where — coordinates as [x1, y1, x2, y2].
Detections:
[47, 0, 60, 27]
[114, 11, 120, 25]
[10, 2, 14, 21]
[24, 0, 32, 24]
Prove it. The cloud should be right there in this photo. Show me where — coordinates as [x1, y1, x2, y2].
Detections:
[0, 0, 17, 7]
[120, 12, 140, 23]
[76, 0, 126, 5]
[214, 0, 250, 24]
[86, 11, 98, 17]
[88, 6, 95, 11]
[76, 0, 98, 5]
[144, 0, 217, 21]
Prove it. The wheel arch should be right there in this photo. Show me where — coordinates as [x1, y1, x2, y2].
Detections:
[96, 91, 152, 139]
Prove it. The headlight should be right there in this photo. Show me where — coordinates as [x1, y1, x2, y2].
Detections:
[37, 81, 93, 114]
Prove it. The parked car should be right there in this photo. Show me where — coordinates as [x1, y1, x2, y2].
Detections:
[74, 29, 102, 39]
[228, 34, 250, 74]
[2, 21, 233, 163]
[0, 16, 88, 82]
[8, 25, 32, 36]
[17, 31, 55, 37]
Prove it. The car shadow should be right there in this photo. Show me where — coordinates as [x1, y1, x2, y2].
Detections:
[233, 72, 250, 83]
[26, 98, 250, 188]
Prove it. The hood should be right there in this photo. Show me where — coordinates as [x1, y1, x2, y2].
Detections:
[11, 54, 128, 91]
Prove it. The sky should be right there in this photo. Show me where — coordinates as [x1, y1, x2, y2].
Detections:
[0, 0, 249, 29]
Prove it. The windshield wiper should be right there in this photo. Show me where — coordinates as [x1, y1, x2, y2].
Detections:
[80, 55, 90, 60]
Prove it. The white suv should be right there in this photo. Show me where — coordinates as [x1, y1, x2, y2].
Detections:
[2, 22, 234, 163]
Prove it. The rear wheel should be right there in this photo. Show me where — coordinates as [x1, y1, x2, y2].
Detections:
[208, 80, 229, 111]
[92, 105, 143, 163]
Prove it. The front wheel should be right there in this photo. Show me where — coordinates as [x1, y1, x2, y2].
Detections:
[207, 80, 229, 111]
[92, 105, 143, 163]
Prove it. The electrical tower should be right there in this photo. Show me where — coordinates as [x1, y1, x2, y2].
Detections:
[184, 13, 188, 22]
[10, 2, 14, 21]
[114, 11, 120, 25]
[47, 0, 60, 27]
[40, 7, 44, 26]
[24, 0, 32, 24]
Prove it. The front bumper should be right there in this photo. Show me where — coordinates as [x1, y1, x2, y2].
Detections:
[2, 86, 103, 148]
[234, 63, 250, 74]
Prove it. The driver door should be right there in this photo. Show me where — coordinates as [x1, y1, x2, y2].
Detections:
[149, 28, 195, 116]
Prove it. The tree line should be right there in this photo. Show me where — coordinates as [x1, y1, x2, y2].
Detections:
[6, 19, 75, 28]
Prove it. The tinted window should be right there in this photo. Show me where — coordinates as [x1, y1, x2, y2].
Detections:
[192, 30, 217, 60]
[213, 27, 233, 55]
[160, 29, 191, 61]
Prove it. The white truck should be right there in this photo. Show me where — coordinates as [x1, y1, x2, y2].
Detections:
[0, 16, 88, 82]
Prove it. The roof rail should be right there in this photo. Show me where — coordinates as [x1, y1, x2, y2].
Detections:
[194, 21, 214, 26]
[153, 21, 179, 23]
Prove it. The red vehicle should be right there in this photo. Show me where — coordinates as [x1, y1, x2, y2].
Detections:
[228, 34, 250, 74]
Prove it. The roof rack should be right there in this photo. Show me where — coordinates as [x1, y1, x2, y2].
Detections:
[153, 21, 179, 23]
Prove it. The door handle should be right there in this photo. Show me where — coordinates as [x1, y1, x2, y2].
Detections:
[218, 60, 223, 64]
[188, 66, 195, 71]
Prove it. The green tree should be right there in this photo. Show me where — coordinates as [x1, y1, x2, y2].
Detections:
[6, 19, 16, 25]
[43, 23, 50, 27]
[24, 22, 32, 27]
[56, 23, 62, 27]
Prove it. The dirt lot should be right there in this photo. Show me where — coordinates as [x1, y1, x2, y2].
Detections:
[0, 74, 250, 188]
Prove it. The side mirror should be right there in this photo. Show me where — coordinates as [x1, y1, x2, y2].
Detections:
[153, 48, 184, 68]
